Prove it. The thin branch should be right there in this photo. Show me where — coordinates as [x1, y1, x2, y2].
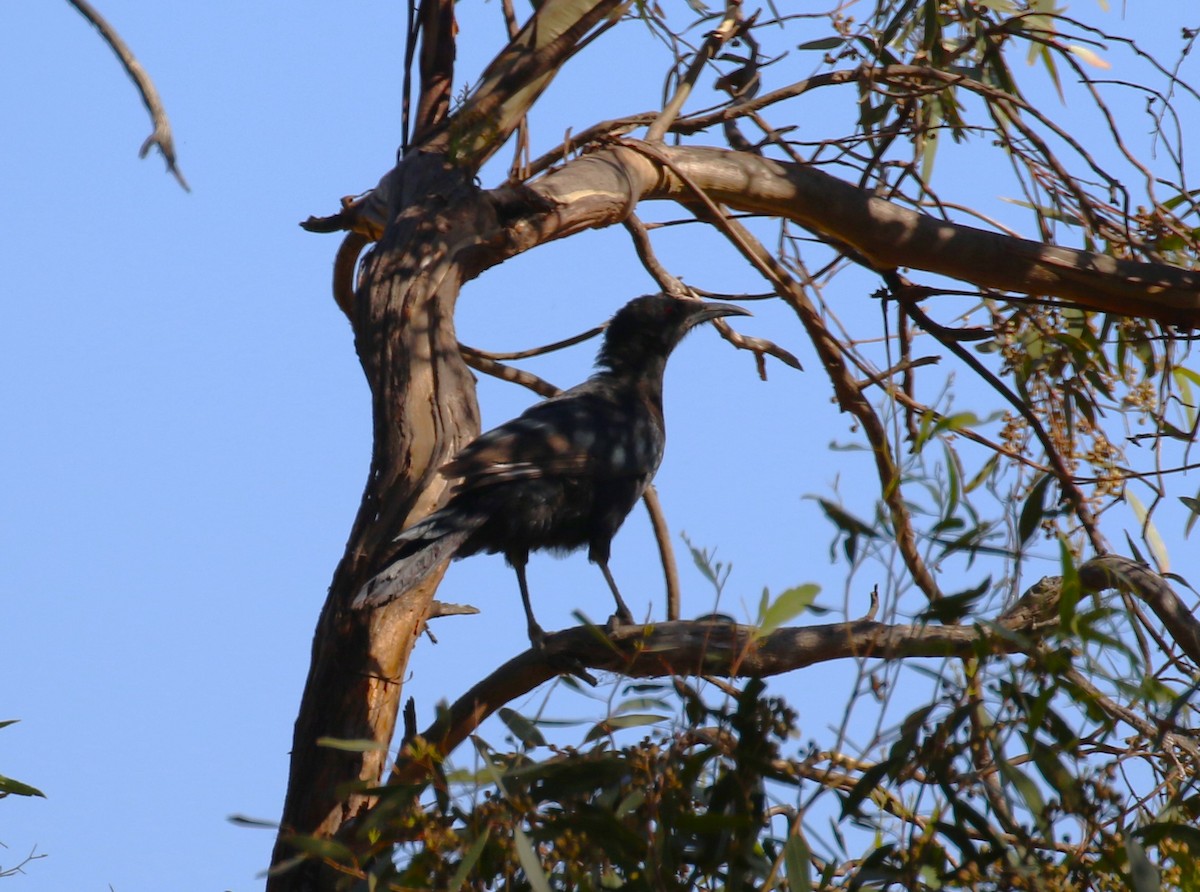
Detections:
[66, 0, 188, 191]
[412, 0, 456, 143]
[624, 215, 687, 295]
[461, 326, 604, 362]
[501, 0, 532, 181]
[401, 0, 419, 153]
[895, 283, 1106, 554]
[645, 2, 742, 142]
[641, 484, 681, 621]
[1081, 555, 1200, 667]
[458, 345, 560, 398]
[623, 214, 804, 374]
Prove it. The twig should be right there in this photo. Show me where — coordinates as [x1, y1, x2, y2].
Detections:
[624, 214, 803, 375]
[645, 2, 742, 142]
[1081, 555, 1200, 667]
[623, 215, 687, 294]
[642, 484, 681, 621]
[458, 345, 559, 398]
[501, 0, 531, 181]
[460, 326, 604, 362]
[895, 283, 1106, 555]
[66, 0, 188, 191]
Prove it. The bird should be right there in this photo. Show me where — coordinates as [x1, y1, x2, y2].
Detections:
[352, 294, 750, 648]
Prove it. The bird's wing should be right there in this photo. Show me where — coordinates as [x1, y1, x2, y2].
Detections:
[441, 387, 632, 487]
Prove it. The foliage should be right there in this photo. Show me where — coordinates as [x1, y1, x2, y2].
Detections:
[308, 656, 1200, 890]
[0, 720, 44, 801]
[1, 720, 46, 881]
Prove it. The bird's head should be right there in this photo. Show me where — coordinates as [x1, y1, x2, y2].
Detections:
[597, 294, 750, 374]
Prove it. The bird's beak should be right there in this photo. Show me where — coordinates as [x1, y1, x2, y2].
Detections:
[690, 301, 752, 325]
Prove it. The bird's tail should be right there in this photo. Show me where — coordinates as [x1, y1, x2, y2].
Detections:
[351, 509, 485, 609]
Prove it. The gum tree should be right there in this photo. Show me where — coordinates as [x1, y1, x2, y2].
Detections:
[243, 2, 1200, 888]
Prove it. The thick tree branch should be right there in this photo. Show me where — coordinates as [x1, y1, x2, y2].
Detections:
[270, 156, 492, 891]
[390, 602, 1053, 787]
[387, 554, 1191, 790]
[486, 143, 1200, 328]
[412, 0, 456, 143]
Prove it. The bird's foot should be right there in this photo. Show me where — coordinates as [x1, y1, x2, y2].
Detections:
[607, 608, 636, 633]
[526, 622, 548, 653]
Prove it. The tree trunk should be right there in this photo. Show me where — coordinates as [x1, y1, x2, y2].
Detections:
[268, 151, 492, 891]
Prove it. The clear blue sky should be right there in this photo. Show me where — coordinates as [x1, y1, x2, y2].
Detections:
[3, 3, 1196, 889]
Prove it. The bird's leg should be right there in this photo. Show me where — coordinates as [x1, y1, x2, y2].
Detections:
[512, 556, 547, 650]
[598, 561, 636, 627]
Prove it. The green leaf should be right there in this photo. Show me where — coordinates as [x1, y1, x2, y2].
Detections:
[1134, 821, 1200, 852]
[1127, 489, 1169, 571]
[315, 736, 387, 752]
[1126, 835, 1162, 892]
[498, 708, 548, 748]
[1182, 494, 1200, 538]
[784, 820, 813, 892]
[964, 453, 1000, 494]
[228, 814, 277, 828]
[796, 36, 844, 51]
[918, 578, 990, 624]
[1058, 536, 1081, 625]
[282, 833, 355, 863]
[758, 584, 820, 636]
[997, 760, 1048, 834]
[615, 789, 646, 818]
[0, 773, 46, 798]
[1018, 473, 1053, 545]
[447, 829, 491, 891]
[514, 826, 553, 892]
[584, 713, 666, 741]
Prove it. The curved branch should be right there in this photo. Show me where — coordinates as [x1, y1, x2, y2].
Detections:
[1081, 555, 1200, 667]
[67, 0, 188, 191]
[386, 553, 1189, 788]
[390, 607, 1050, 786]
[487, 143, 1200, 328]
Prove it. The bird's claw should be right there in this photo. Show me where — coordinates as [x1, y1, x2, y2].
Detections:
[608, 609, 636, 632]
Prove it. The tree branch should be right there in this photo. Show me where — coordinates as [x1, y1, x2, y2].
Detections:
[390, 602, 1055, 787]
[67, 0, 188, 191]
[486, 143, 1200, 328]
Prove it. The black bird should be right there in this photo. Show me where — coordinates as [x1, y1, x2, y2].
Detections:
[352, 294, 749, 647]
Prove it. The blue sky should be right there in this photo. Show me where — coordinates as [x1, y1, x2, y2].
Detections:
[3, 2, 1197, 889]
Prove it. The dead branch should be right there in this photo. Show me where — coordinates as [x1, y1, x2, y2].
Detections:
[66, 0, 188, 191]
